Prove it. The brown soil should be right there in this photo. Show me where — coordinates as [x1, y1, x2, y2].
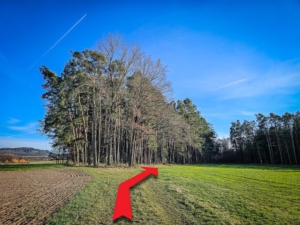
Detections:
[0, 168, 92, 225]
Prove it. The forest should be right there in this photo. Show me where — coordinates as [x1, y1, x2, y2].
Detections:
[39, 34, 216, 167]
[226, 112, 300, 165]
[39, 34, 300, 166]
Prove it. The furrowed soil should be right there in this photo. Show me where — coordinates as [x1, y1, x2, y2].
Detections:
[0, 168, 91, 225]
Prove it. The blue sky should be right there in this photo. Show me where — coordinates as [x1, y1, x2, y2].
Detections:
[1, 0, 300, 150]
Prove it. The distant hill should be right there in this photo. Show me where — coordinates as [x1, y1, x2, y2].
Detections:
[0, 147, 50, 157]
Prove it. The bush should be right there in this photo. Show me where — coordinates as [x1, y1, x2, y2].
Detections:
[0, 154, 16, 163]
[0, 154, 28, 163]
[11, 158, 19, 163]
[18, 159, 29, 163]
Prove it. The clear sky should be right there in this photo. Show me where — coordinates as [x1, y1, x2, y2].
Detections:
[1, 0, 300, 150]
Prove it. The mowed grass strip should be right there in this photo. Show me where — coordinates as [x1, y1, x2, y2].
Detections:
[47, 165, 300, 225]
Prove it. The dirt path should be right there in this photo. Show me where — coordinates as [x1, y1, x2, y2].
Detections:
[0, 168, 92, 225]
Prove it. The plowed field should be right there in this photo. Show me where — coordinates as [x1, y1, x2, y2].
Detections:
[0, 168, 91, 224]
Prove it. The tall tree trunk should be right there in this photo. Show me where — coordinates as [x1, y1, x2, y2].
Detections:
[256, 143, 262, 164]
[107, 115, 112, 166]
[290, 129, 297, 164]
[92, 88, 98, 167]
[98, 122, 101, 164]
[128, 129, 134, 167]
[275, 129, 283, 164]
[284, 138, 292, 165]
[112, 120, 117, 164]
[97, 93, 102, 164]
[266, 132, 274, 164]
[295, 131, 300, 156]
[104, 113, 108, 164]
[117, 108, 121, 164]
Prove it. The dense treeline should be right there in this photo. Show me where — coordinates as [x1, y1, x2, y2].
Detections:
[39, 34, 216, 167]
[229, 112, 300, 164]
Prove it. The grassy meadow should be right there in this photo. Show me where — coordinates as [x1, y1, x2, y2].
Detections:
[41, 164, 300, 225]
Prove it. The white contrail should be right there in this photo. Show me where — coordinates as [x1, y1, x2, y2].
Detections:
[29, 14, 87, 70]
[207, 76, 256, 92]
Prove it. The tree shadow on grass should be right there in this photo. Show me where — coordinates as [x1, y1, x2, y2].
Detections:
[183, 164, 300, 171]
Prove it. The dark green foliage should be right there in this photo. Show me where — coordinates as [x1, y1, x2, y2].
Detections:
[228, 112, 300, 165]
[39, 35, 215, 166]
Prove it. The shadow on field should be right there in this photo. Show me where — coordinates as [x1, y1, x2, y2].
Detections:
[113, 217, 133, 223]
[182, 164, 300, 171]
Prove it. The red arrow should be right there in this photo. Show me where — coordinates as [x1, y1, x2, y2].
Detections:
[112, 184, 132, 220]
[112, 166, 158, 221]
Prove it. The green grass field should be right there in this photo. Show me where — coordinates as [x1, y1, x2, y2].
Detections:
[41, 164, 299, 225]
[28, 160, 57, 164]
